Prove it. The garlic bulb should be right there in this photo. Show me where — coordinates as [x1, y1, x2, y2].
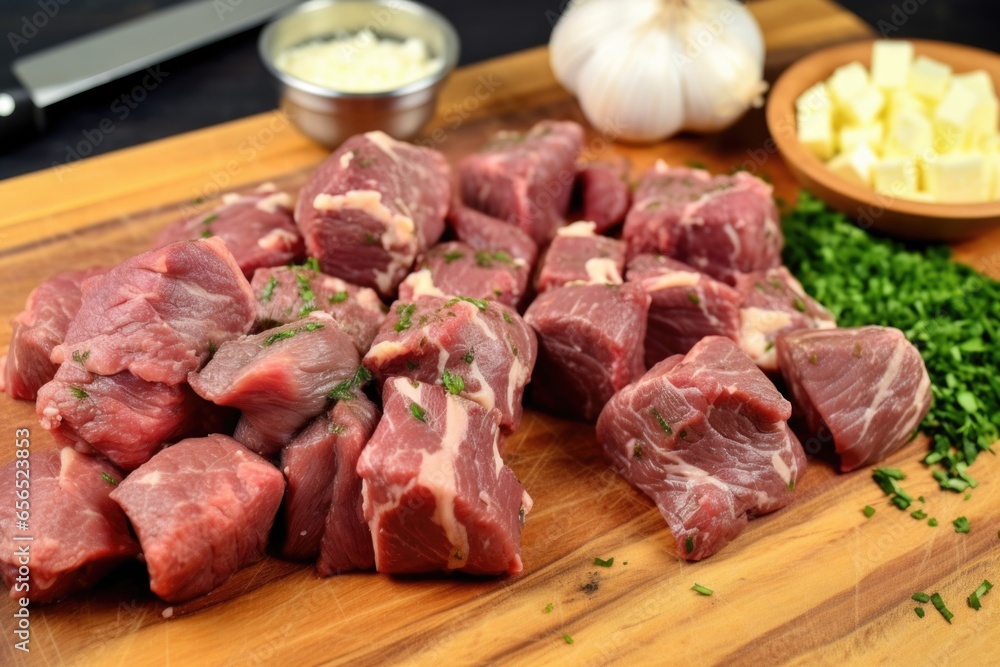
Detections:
[550, 0, 768, 142]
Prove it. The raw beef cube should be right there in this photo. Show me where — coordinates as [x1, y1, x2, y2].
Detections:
[279, 391, 380, 563]
[577, 157, 631, 232]
[627, 254, 742, 367]
[52, 237, 256, 386]
[777, 326, 932, 472]
[155, 184, 303, 278]
[0, 448, 138, 603]
[3, 267, 105, 400]
[597, 336, 806, 561]
[734, 267, 836, 372]
[295, 131, 450, 296]
[446, 200, 539, 268]
[623, 161, 782, 284]
[398, 241, 530, 308]
[36, 362, 227, 471]
[535, 221, 626, 292]
[363, 295, 536, 434]
[110, 435, 285, 603]
[524, 283, 649, 422]
[188, 313, 361, 456]
[459, 120, 584, 245]
[357, 378, 531, 575]
[251, 264, 386, 354]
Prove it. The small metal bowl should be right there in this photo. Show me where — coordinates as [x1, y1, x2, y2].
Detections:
[259, 0, 459, 148]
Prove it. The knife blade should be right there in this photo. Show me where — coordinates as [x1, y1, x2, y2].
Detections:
[1, 0, 300, 150]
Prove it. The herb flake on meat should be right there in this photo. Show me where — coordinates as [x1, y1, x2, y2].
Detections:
[394, 303, 417, 332]
[100, 472, 119, 486]
[409, 402, 427, 423]
[69, 386, 89, 400]
[259, 276, 278, 303]
[441, 369, 465, 395]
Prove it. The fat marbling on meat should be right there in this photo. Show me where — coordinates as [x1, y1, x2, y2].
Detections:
[623, 161, 782, 284]
[110, 434, 285, 603]
[777, 326, 932, 472]
[398, 241, 530, 309]
[295, 131, 450, 297]
[597, 336, 806, 561]
[0, 448, 138, 603]
[534, 221, 626, 293]
[357, 378, 531, 575]
[51, 237, 256, 386]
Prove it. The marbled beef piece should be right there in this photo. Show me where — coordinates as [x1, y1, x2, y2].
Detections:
[189, 313, 361, 457]
[358, 378, 531, 575]
[110, 435, 285, 603]
[155, 184, 303, 279]
[778, 326, 932, 472]
[279, 390, 380, 563]
[576, 157, 631, 232]
[623, 162, 782, 284]
[0, 448, 138, 603]
[535, 221, 626, 293]
[363, 295, 536, 434]
[2, 267, 105, 400]
[524, 282, 649, 422]
[52, 238, 256, 386]
[733, 267, 836, 372]
[626, 254, 742, 367]
[398, 241, 530, 308]
[597, 337, 806, 561]
[250, 264, 386, 354]
[459, 120, 584, 245]
[36, 362, 228, 471]
[446, 200, 539, 268]
[295, 131, 450, 297]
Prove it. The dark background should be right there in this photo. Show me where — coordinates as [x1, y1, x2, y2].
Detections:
[0, 0, 998, 180]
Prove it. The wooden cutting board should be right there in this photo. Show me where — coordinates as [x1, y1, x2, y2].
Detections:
[2, 2, 999, 664]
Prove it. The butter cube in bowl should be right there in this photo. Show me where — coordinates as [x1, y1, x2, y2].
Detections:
[767, 39, 1000, 241]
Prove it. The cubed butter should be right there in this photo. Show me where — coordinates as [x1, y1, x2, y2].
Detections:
[796, 81, 832, 117]
[842, 85, 885, 126]
[839, 123, 884, 154]
[923, 152, 990, 203]
[886, 106, 934, 157]
[828, 61, 870, 108]
[934, 82, 977, 152]
[953, 70, 995, 98]
[827, 143, 879, 185]
[908, 56, 953, 101]
[953, 74, 1000, 151]
[797, 108, 835, 160]
[871, 40, 914, 90]
[887, 90, 928, 121]
[872, 156, 919, 196]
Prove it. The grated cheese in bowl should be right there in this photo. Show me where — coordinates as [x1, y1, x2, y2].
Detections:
[275, 29, 444, 93]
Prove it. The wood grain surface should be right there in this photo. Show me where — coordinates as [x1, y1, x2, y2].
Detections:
[2, 1, 998, 665]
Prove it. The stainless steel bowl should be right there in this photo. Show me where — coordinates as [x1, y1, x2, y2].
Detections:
[259, 0, 460, 148]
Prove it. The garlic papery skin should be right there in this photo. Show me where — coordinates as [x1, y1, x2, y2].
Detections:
[550, 0, 768, 142]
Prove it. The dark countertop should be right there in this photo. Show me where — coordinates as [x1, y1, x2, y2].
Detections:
[1, 0, 998, 180]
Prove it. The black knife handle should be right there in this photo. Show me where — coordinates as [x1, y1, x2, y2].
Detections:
[0, 81, 44, 151]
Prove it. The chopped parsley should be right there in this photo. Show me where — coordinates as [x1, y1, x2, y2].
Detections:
[911, 509, 927, 520]
[502, 310, 513, 324]
[475, 250, 513, 268]
[928, 518, 939, 527]
[442, 250, 465, 263]
[872, 468, 913, 510]
[69, 386, 89, 400]
[327, 366, 373, 401]
[863, 506, 876, 518]
[262, 322, 323, 347]
[807, 352, 819, 365]
[71, 350, 90, 364]
[691, 584, 713, 596]
[543, 603, 554, 614]
[207, 341, 217, 355]
[462, 350, 475, 364]
[446, 296, 489, 311]
[394, 303, 417, 332]
[914, 607, 925, 618]
[787, 480, 795, 492]
[295, 272, 316, 308]
[687, 291, 700, 305]
[953, 516, 971, 534]
[200, 229, 213, 238]
[259, 276, 278, 303]
[100, 472, 118, 486]
[912, 592, 931, 603]
[651, 407, 672, 435]
[562, 634, 574, 645]
[968, 580, 993, 611]
[357, 156, 374, 168]
[930, 593, 953, 623]
[593, 557, 614, 568]
[792, 296, 807, 312]
[685, 537, 694, 554]
[409, 402, 427, 423]
[201, 213, 218, 225]
[329, 290, 348, 304]
[441, 369, 465, 395]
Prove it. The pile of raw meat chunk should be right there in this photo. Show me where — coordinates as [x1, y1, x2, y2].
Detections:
[0, 120, 931, 606]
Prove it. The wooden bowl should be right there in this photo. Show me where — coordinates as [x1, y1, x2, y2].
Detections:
[766, 39, 1000, 241]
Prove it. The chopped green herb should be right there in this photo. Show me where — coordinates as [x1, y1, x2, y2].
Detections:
[685, 159, 708, 170]
[357, 156, 374, 168]
[191, 196, 204, 205]
[442, 369, 465, 395]
[201, 213, 218, 225]
[363, 232, 379, 245]
[918, 496, 926, 503]
[953, 516, 971, 533]
[327, 366, 373, 401]
[930, 593, 954, 623]
[912, 592, 931, 603]
[329, 291, 348, 304]
[100, 472, 118, 486]
[685, 537, 694, 554]
[873, 468, 913, 510]
[965, 493, 972, 501]
[863, 506, 876, 518]
[914, 607, 925, 618]
[475, 250, 513, 268]
[69, 386, 89, 400]
[446, 296, 489, 311]
[594, 557, 614, 568]
[788, 480, 795, 492]
[295, 272, 316, 307]
[502, 310, 513, 324]
[764, 341, 774, 353]
[263, 323, 323, 347]
[808, 353, 819, 365]
[462, 350, 475, 364]
[968, 580, 993, 611]
[200, 229, 213, 238]
[687, 291, 700, 305]
[543, 603, 553, 614]
[329, 424, 347, 435]
[691, 584, 713, 596]
[394, 303, 417, 332]
[911, 509, 927, 520]
[442, 251, 465, 263]
[409, 402, 427, 423]
[562, 633, 574, 645]
[928, 518, 938, 527]
[651, 407, 672, 435]
[259, 276, 278, 303]
[207, 341, 217, 355]
[301, 257, 320, 272]
[71, 350, 90, 364]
